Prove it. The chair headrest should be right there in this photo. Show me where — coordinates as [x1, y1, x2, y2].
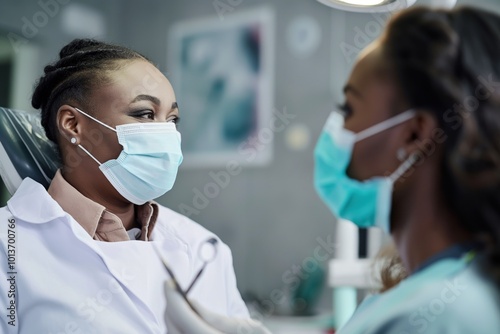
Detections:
[0, 107, 59, 195]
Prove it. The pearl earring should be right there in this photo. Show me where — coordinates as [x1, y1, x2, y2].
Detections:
[70, 138, 77, 144]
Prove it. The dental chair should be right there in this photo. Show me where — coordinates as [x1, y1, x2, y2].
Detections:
[0, 107, 59, 196]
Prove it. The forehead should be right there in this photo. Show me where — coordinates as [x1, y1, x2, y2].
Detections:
[348, 41, 394, 96]
[91, 59, 175, 108]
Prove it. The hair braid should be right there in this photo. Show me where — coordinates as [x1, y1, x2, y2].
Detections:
[32, 39, 150, 145]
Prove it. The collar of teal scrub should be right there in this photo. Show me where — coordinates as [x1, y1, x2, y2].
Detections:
[412, 241, 480, 275]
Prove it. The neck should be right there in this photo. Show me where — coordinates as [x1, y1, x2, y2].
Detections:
[102, 202, 137, 231]
[391, 172, 473, 274]
[62, 167, 137, 230]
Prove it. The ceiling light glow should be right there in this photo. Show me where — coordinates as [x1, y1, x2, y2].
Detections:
[335, 0, 386, 5]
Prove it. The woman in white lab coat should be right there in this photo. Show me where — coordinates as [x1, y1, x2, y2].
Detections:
[0, 39, 248, 334]
[164, 5, 500, 334]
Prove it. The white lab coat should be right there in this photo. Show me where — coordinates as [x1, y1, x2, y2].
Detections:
[0, 178, 248, 334]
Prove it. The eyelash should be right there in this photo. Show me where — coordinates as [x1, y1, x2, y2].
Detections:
[337, 102, 353, 117]
[169, 116, 180, 124]
[133, 110, 155, 120]
[132, 110, 180, 124]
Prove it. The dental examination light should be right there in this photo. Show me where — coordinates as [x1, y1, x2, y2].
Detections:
[315, 0, 418, 13]
[316, 0, 457, 13]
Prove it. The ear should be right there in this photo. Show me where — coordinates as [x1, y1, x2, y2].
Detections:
[402, 110, 443, 159]
[56, 105, 83, 145]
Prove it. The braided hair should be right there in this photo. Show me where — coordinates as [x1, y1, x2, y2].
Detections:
[32, 39, 150, 147]
[382, 7, 500, 285]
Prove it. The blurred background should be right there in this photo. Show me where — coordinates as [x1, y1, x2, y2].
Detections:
[1, 0, 499, 332]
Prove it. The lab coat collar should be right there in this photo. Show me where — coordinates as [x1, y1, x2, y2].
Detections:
[7, 177, 66, 223]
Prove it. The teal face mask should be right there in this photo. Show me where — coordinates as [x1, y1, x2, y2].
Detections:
[74, 107, 183, 205]
[314, 110, 417, 233]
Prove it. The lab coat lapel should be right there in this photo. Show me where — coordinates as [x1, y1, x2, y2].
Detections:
[92, 236, 193, 306]
[62, 216, 161, 327]
[66, 215, 193, 328]
[150, 225, 195, 288]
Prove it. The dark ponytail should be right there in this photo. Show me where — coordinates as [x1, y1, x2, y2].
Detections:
[32, 39, 149, 146]
[382, 7, 500, 285]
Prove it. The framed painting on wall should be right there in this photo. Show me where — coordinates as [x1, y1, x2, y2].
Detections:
[168, 7, 274, 168]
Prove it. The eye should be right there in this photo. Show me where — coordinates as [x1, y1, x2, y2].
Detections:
[131, 110, 155, 120]
[167, 115, 180, 125]
[337, 102, 353, 118]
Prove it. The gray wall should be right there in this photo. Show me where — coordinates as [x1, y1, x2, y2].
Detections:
[2, 0, 500, 309]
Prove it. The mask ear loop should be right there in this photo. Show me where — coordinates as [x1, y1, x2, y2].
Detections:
[77, 144, 102, 166]
[72, 107, 117, 166]
[355, 110, 416, 143]
[389, 152, 420, 183]
[73, 107, 117, 166]
[74, 107, 117, 133]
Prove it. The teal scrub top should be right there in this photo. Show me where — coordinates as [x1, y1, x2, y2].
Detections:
[337, 247, 500, 334]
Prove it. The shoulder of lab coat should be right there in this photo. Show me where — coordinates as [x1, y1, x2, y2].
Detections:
[0, 178, 66, 333]
[152, 203, 250, 318]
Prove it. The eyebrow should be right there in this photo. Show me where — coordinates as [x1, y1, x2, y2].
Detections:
[131, 95, 179, 111]
[343, 84, 363, 99]
[131, 94, 161, 106]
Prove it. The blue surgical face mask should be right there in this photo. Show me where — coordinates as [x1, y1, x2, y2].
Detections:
[314, 110, 418, 233]
[74, 107, 183, 205]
